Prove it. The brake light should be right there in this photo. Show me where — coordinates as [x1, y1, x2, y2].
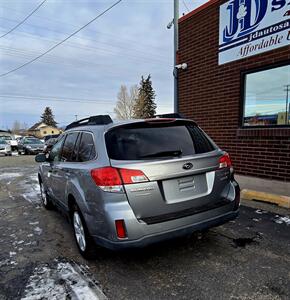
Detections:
[219, 153, 232, 169]
[91, 167, 148, 192]
[115, 220, 127, 239]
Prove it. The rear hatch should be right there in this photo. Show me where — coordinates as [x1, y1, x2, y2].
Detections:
[105, 119, 231, 224]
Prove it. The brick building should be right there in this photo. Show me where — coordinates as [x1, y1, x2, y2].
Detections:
[178, 0, 290, 183]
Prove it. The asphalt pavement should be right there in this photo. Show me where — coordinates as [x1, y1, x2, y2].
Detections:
[0, 155, 289, 300]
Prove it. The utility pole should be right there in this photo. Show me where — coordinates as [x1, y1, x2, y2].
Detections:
[284, 84, 290, 125]
[174, 0, 179, 114]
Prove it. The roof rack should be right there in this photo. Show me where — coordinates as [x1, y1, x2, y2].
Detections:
[155, 113, 184, 119]
[65, 115, 113, 130]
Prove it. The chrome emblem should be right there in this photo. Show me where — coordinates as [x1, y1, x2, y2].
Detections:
[183, 163, 193, 170]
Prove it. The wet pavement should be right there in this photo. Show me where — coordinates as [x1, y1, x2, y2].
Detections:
[0, 156, 289, 300]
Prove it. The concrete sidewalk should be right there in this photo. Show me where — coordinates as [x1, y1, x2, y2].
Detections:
[235, 174, 290, 208]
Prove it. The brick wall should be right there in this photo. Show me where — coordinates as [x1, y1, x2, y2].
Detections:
[178, 0, 290, 182]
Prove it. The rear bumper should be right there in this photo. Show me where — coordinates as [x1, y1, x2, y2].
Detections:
[93, 209, 239, 250]
[88, 179, 240, 250]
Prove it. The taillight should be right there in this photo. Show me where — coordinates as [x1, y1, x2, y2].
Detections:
[219, 153, 232, 169]
[115, 220, 127, 239]
[119, 168, 148, 184]
[91, 167, 148, 192]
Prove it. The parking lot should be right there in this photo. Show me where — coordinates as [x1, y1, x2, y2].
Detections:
[0, 155, 289, 300]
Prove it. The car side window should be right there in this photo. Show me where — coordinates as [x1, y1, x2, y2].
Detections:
[71, 133, 81, 162]
[49, 136, 65, 162]
[77, 132, 96, 162]
[60, 132, 79, 162]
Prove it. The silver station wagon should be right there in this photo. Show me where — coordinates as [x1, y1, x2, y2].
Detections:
[36, 114, 240, 259]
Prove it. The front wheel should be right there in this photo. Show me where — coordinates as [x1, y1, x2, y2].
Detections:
[40, 182, 54, 210]
[72, 206, 97, 260]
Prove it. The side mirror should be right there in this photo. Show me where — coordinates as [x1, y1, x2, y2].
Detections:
[35, 153, 47, 163]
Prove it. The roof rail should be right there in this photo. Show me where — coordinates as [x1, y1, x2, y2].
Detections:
[155, 113, 184, 119]
[65, 115, 113, 130]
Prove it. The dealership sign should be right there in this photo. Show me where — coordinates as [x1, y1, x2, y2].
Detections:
[219, 0, 290, 65]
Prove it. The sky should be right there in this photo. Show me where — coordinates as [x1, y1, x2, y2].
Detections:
[0, 0, 208, 129]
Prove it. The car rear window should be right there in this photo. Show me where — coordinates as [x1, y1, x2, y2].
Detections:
[105, 122, 215, 160]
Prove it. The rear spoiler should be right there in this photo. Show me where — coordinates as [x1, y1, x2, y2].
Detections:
[154, 113, 184, 119]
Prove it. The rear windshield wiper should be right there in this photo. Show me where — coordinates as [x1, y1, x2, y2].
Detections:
[140, 150, 182, 158]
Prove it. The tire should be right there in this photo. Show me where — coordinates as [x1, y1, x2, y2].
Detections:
[40, 181, 54, 210]
[72, 205, 97, 260]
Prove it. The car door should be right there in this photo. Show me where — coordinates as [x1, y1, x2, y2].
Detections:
[45, 136, 65, 200]
[49, 132, 80, 208]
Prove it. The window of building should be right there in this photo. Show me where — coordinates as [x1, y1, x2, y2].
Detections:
[243, 64, 290, 127]
[43, 131, 47, 134]
[52, 131, 54, 134]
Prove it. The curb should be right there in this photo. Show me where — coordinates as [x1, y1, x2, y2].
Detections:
[241, 189, 290, 209]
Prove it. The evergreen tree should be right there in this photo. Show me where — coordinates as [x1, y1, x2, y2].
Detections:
[133, 75, 157, 118]
[40, 107, 57, 127]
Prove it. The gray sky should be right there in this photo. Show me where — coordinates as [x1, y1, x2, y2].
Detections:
[0, 0, 208, 129]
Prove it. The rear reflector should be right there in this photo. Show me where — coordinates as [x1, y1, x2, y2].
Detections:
[219, 153, 232, 169]
[91, 167, 148, 192]
[115, 220, 127, 238]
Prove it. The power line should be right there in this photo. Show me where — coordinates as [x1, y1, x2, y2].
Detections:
[0, 94, 114, 104]
[0, 94, 171, 107]
[0, 0, 47, 39]
[0, 17, 168, 63]
[0, 0, 123, 78]
[0, 4, 166, 52]
[182, 0, 190, 12]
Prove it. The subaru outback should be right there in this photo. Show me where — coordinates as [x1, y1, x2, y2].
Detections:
[35, 115, 240, 259]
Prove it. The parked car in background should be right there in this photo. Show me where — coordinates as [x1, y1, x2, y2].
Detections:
[35, 115, 240, 259]
[44, 137, 59, 153]
[0, 137, 12, 156]
[18, 137, 45, 155]
[0, 135, 18, 151]
[44, 134, 60, 142]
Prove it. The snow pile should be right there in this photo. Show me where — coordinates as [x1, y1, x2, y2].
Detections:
[21, 262, 107, 300]
[274, 215, 290, 225]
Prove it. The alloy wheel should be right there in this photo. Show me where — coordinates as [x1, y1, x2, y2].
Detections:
[73, 211, 86, 252]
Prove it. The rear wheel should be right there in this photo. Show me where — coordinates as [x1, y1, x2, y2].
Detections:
[72, 205, 97, 260]
[40, 181, 54, 210]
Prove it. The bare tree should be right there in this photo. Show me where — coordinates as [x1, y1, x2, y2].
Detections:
[114, 84, 138, 120]
[11, 120, 21, 133]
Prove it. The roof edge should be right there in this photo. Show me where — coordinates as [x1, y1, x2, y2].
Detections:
[179, 0, 220, 23]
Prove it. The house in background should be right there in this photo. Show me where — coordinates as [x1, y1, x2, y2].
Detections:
[27, 122, 61, 139]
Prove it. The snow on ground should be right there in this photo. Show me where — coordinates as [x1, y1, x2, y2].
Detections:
[0, 172, 23, 180]
[255, 209, 268, 214]
[20, 173, 41, 205]
[274, 215, 290, 225]
[21, 261, 107, 300]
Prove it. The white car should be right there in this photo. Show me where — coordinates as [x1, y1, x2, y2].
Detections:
[0, 137, 12, 156]
[0, 135, 18, 151]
